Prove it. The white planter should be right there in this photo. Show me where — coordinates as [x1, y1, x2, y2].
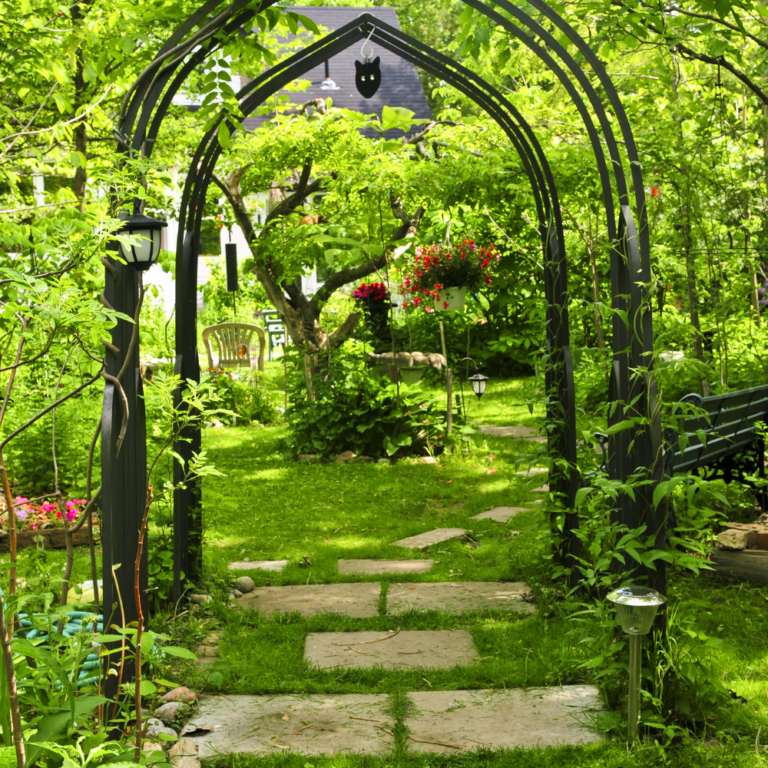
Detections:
[398, 366, 427, 385]
[435, 286, 467, 311]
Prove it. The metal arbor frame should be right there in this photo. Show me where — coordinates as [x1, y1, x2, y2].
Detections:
[103, 0, 664, 632]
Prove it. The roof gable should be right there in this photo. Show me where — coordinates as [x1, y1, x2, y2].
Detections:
[242, 7, 433, 134]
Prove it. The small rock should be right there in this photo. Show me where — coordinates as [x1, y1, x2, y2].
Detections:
[155, 701, 182, 723]
[232, 588, 243, 598]
[419, 456, 438, 464]
[162, 686, 197, 704]
[352, 455, 375, 463]
[758, 513, 768, 525]
[145, 722, 178, 741]
[717, 529, 755, 550]
[145, 717, 164, 729]
[191, 604, 201, 613]
[189, 594, 211, 604]
[378, 458, 391, 464]
[298, 454, 318, 462]
[336, 450, 356, 462]
[141, 741, 164, 753]
[211, 419, 225, 428]
[169, 737, 201, 768]
[234, 576, 255, 593]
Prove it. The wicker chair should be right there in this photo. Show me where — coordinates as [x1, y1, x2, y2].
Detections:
[202, 322, 266, 372]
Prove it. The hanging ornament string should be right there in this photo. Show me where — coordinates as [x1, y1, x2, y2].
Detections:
[360, 24, 375, 60]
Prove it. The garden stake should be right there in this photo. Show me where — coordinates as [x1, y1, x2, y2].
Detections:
[607, 586, 666, 747]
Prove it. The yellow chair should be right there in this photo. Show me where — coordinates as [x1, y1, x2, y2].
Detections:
[202, 322, 266, 372]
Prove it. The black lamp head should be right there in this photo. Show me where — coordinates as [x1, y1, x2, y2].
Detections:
[118, 212, 167, 271]
[468, 370, 489, 400]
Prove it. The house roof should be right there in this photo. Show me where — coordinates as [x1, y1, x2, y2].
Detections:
[241, 7, 433, 134]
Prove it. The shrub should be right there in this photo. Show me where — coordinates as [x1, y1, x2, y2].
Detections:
[286, 349, 448, 458]
[207, 369, 281, 424]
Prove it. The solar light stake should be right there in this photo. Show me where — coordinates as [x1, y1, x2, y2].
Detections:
[606, 586, 666, 747]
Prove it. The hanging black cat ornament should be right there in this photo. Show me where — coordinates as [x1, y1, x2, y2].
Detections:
[355, 56, 381, 98]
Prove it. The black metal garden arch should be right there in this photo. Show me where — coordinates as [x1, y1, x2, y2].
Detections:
[101, 1, 664, 641]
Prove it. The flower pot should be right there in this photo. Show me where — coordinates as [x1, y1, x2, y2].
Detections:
[435, 286, 467, 311]
[398, 366, 427, 385]
[360, 299, 391, 342]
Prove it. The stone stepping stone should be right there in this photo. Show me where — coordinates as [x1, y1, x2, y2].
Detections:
[184, 693, 393, 758]
[305, 630, 477, 670]
[471, 507, 529, 523]
[477, 424, 546, 442]
[237, 583, 380, 618]
[196, 631, 221, 666]
[393, 528, 466, 550]
[387, 582, 534, 615]
[406, 686, 602, 752]
[339, 559, 433, 575]
[533, 485, 549, 493]
[514, 467, 548, 476]
[228, 560, 288, 572]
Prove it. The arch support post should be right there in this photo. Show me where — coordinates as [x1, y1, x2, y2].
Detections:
[100, 252, 148, 695]
[607, 207, 664, 591]
[542, 224, 579, 570]
[173, 230, 203, 604]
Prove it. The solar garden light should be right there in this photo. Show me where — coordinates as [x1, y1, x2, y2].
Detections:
[468, 370, 489, 400]
[606, 586, 667, 746]
[117, 205, 167, 271]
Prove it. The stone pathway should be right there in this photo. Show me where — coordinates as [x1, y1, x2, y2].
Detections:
[184, 688, 601, 757]
[471, 506, 529, 523]
[339, 559, 433, 574]
[407, 687, 602, 752]
[477, 424, 546, 442]
[195, 631, 221, 666]
[186, 694, 393, 758]
[388, 582, 534, 615]
[305, 630, 477, 670]
[514, 467, 548, 476]
[238, 583, 380, 618]
[394, 528, 466, 550]
[533, 485, 549, 493]
[228, 559, 288, 572]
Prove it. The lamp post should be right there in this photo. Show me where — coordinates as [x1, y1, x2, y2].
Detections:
[607, 586, 667, 746]
[117, 209, 167, 271]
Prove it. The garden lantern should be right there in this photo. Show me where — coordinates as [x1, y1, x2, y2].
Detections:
[606, 586, 667, 746]
[117, 210, 167, 271]
[468, 371, 489, 400]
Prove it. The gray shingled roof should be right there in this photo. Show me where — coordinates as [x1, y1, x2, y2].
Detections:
[241, 7, 432, 134]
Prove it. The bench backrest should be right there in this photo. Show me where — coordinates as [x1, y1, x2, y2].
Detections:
[202, 323, 266, 372]
[666, 384, 768, 474]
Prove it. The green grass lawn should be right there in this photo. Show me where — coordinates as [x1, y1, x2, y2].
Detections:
[11, 374, 768, 767]
[157, 378, 767, 768]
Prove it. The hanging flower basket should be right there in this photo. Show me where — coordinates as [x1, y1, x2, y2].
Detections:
[435, 286, 467, 311]
[397, 240, 499, 312]
[353, 282, 392, 341]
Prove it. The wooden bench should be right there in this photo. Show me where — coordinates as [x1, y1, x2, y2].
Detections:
[594, 384, 768, 512]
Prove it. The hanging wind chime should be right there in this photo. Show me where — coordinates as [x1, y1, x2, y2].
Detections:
[355, 24, 380, 98]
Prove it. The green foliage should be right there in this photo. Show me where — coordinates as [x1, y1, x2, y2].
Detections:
[285, 347, 449, 458]
[207, 370, 281, 425]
